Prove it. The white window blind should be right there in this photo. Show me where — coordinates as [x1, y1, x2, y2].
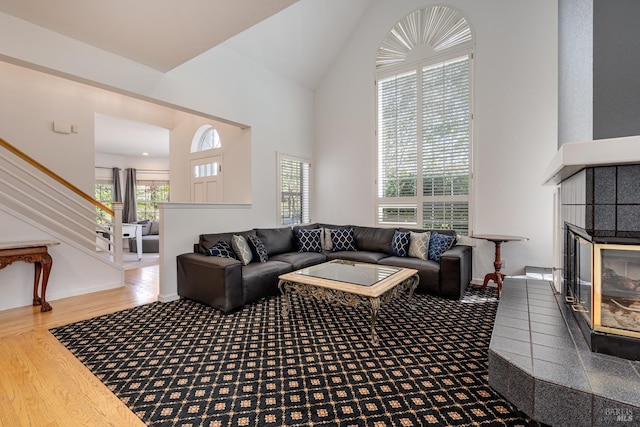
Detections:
[377, 53, 471, 235]
[278, 154, 310, 226]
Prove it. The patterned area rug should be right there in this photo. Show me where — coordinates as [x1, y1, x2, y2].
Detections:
[51, 287, 535, 426]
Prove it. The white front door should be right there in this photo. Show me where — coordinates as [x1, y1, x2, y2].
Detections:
[191, 155, 223, 202]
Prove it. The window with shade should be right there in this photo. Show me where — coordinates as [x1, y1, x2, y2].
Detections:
[375, 6, 473, 235]
[278, 154, 310, 226]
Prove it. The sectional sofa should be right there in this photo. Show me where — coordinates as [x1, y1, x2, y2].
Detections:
[176, 224, 472, 313]
[129, 219, 160, 253]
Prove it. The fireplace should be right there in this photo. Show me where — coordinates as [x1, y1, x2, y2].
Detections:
[545, 138, 640, 361]
[565, 224, 640, 360]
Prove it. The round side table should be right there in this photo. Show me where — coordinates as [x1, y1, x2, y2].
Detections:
[470, 234, 529, 297]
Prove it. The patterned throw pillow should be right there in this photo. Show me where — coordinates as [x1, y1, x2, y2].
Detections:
[408, 231, 431, 260]
[296, 228, 323, 253]
[331, 228, 357, 252]
[390, 230, 410, 257]
[231, 234, 253, 265]
[204, 240, 237, 259]
[247, 234, 269, 263]
[428, 232, 455, 262]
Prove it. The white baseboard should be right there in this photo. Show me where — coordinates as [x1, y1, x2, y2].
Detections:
[158, 293, 180, 303]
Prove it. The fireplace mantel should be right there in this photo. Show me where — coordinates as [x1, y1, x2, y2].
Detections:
[543, 135, 640, 185]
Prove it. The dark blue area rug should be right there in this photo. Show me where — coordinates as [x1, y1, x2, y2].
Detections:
[51, 287, 536, 426]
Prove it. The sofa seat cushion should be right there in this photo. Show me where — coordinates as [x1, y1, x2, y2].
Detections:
[129, 235, 159, 253]
[325, 251, 389, 264]
[378, 256, 440, 295]
[241, 261, 292, 304]
[270, 252, 327, 270]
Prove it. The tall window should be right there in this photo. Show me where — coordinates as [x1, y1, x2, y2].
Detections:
[136, 180, 169, 221]
[376, 6, 473, 235]
[278, 153, 310, 226]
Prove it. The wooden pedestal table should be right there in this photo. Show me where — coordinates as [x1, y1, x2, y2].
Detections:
[470, 234, 528, 297]
[0, 240, 59, 312]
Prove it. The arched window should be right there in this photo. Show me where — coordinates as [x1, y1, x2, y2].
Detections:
[375, 5, 473, 236]
[191, 125, 221, 153]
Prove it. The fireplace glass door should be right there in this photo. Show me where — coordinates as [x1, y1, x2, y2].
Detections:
[594, 244, 640, 338]
[569, 235, 593, 326]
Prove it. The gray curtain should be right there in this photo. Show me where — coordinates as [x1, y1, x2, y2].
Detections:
[112, 167, 122, 202]
[123, 168, 137, 224]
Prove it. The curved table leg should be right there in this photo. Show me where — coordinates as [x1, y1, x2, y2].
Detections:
[369, 297, 381, 346]
[278, 280, 290, 319]
[39, 253, 53, 312]
[32, 261, 43, 306]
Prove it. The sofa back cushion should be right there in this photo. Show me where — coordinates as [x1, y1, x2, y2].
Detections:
[148, 220, 160, 235]
[352, 226, 396, 253]
[256, 227, 295, 256]
[399, 228, 457, 245]
[198, 230, 256, 254]
[137, 219, 151, 235]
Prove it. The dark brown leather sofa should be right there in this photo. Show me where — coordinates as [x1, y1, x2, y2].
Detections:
[176, 224, 472, 313]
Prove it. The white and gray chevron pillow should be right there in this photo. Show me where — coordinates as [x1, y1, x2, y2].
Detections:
[408, 231, 431, 260]
[232, 234, 253, 265]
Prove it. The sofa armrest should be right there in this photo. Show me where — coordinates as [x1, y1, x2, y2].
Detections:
[439, 244, 472, 299]
[177, 253, 243, 313]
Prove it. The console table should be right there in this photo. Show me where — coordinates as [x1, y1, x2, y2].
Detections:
[470, 234, 528, 296]
[0, 240, 59, 312]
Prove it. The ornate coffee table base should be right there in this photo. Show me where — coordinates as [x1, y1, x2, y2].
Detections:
[278, 275, 419, 345]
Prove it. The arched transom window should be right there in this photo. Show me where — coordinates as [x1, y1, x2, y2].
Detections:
[376, 5, 472, 70]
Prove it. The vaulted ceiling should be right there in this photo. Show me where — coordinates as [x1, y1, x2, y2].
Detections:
[0, 0, 372, 89]
[0, 0, 298, 71]
[0, 0, 373, 157]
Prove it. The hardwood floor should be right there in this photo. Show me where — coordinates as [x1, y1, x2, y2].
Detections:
[0, 266, 159, 426]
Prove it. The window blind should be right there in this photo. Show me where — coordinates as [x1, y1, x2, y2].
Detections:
[279, 156, 310, 226]
[376, 53, 471, 234]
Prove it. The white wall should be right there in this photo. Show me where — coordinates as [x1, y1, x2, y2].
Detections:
[314, 0, 558, 280]
[0, 11, 315, 309]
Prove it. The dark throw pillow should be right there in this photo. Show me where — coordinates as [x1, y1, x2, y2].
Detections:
[428, 232, 455, 262]
[204, 240, 237, 260]
[296, 228, 323, 253]
[247, 234, 269, 263]
[331, 228, 357, 252]
[390, 230, 410, 257]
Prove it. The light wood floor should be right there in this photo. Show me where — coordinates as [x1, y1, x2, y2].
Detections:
[0, 266, 159, 426]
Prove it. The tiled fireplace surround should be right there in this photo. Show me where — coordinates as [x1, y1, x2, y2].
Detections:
[488, 146, 640, 425]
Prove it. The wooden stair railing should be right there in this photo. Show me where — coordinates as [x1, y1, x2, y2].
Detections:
[0, 137, 125, 265]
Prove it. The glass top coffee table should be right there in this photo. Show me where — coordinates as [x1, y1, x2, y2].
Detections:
[278, 259, 419, 345]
